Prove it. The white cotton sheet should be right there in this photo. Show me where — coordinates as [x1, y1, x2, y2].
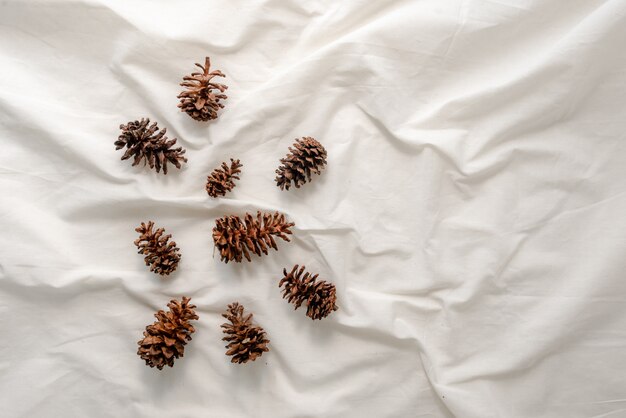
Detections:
[1, 1, 626, 417]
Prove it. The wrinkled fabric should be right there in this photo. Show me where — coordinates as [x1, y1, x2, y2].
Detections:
[1, 1, 626, 417]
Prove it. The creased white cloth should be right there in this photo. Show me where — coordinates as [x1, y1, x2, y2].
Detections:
[1, 1, 626, 417]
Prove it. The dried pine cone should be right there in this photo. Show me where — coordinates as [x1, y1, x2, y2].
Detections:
[275, 137, 327, 190]
[206, 158, 242, 198]
[221, 302, 269, 364]
[116, 118, 187, 174]
[134, 221, 181, 275]
[178, 57, 228, 121]
[279, 265, 338, 320]
[212, 211, 294, 263]
[137, 297, 199, 369]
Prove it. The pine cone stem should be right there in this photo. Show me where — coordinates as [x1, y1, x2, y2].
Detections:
[137, 297, 198, 369]
[279, 265, 338, 320]
[221, 302, 269, 364]
[212, 211, 294, 263]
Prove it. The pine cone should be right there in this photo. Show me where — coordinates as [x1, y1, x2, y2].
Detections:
[221, 302, 269, 364]
[178, 57, 228, 121]
[206, 158, 242, 198]
[137, 297, 199, 370]
[134, 221, 181, 276]
[212, 211, 295, 263]
[115, 118, 187, 174]
[279, 265, 338, 320]
[275, 137, 327, 190]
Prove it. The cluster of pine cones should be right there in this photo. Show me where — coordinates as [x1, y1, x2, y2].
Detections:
[121, 57, 338, 370]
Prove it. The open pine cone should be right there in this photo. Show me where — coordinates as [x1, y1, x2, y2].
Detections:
[206, 158, 242, 198]
[221, 302, 269, 364]
[178, 57, 228, 121]
[116, 118, 187, 174]
[212, 211, 295, 263]
[279, 265, 338, 320]
[134, 221, 181, 276]
[137, 296, 199, 370]
[275, 137, 327, 190]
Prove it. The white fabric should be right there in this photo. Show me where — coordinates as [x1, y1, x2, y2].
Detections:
[2, 1, 626, 417]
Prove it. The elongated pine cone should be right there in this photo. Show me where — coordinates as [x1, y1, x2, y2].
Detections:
[178, 57, 228, 121]
[212, 211, 294, 263]
[279, 265, 338, 320]
[135, 221, 181, 275]
[116, 118, 187, 174]
[206, 158, 242, 198]
[221, 302, 269, 364]
[275, 137, 327, 190]
[137, 297, 199, 369]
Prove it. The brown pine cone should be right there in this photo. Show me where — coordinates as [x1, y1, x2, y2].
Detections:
[178, 57, 228, 121]
[206, 158, 242, 198]
[116, 118, 187, 174]
[134, 221, 181, 276]
[275, 137, 327, 190]
[279, 265, 338, 320]
[137, 297, 199, 370]
[212, 211, 295, 263]
[221, 302, 269, 364]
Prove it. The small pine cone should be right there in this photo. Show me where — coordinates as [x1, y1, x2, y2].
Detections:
[206, 158, 242, 198]
[221, 302, 269, 364]
[279, 265, 338, 320]
[115, 118, 187, 174]
[137, 296, 199, 370]
[275, 137, 327, 190]
[134, 221, 181, 276]
[178, 57, 228, 122]
[212, 211, 295, 263]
